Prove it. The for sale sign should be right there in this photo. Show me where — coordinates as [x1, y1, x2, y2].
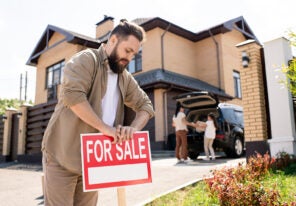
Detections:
[80, 131, 152, 192]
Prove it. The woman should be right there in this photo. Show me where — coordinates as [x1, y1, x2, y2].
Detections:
[193, 113, 218, 160]
[172, 102, 192, 163]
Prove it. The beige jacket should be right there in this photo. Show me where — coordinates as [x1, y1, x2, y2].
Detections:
[42, 45, 154, 174]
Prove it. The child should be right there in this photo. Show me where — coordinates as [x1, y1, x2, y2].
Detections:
[192, 113, 218, 160]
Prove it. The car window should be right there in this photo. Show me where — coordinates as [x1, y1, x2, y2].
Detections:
[234, 110, 244, 127]
[221, 108, 244, 127]
[221, 108, 236, 124]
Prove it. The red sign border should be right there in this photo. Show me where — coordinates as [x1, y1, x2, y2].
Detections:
[80, 131, 152, 192]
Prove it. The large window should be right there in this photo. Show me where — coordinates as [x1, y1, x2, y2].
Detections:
[233, 71, 242, 98]
[128, 49, 142, 74]
[46, 60, 65, 88]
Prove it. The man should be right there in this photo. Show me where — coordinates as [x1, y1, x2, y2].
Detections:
[42, 20, 154, 206]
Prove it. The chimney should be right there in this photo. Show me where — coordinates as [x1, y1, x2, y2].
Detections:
[95, 15, 114, 40]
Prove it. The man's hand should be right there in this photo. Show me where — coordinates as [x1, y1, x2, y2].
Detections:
[112, 125, 137, 144]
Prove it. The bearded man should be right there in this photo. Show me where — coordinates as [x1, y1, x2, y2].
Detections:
[42, 20, 154, 206]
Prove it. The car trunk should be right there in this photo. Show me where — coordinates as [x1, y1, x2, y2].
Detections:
[174, 91, 219, 109]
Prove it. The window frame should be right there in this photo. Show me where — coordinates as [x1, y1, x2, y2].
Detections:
[45, 60, 65, 89]
[128, 49, 142, 74]
[233, 70, 242, 98]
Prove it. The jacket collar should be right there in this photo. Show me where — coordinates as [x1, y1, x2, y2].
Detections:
[98, 44, 109, 67]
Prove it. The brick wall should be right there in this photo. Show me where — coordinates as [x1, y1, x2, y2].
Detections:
[237, 40, 269, 157]
[240, 43, 268, 141]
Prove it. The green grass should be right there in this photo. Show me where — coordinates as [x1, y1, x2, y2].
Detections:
[146, 181, 219, 206]
[265, 163, 296, 203]
[146, 163, 296, 206]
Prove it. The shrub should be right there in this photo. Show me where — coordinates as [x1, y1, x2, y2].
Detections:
[204, 153, 296, 206]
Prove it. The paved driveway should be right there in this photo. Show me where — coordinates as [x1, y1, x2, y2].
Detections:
[0, 155, 246, 206]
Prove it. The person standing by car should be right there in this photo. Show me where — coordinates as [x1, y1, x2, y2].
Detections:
[172, 102, 191, 163]
[193, 113, 218, 160]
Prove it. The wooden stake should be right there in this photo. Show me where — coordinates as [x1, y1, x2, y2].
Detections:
[117, 187, 126, 206]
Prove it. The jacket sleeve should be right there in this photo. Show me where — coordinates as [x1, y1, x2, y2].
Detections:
[124, 72, 155, 119]
[60, 49, 97, 107]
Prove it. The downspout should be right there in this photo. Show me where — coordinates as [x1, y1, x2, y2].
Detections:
[161, 23, 171, 72]
[209, 29, 222, 90]
[163, 85, 172, 148]
[160, 23, 171, 148]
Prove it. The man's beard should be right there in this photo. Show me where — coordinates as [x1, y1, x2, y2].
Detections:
[108, 45, 129, 74]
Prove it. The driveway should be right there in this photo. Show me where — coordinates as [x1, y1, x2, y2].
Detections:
[0, 154, 246, 206]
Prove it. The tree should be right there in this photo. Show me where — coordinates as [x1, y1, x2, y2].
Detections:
[0, 98, 33, 115]
[281, 31, 296, 96]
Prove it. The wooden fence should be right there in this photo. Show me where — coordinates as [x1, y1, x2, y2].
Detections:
[0, 116, 4, 156]
[25, 100, 57, 155]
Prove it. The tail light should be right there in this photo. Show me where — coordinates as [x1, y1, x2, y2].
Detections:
[215, 134, 225, 139]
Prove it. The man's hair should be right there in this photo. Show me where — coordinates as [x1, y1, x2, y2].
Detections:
[109, 19, 146, 43]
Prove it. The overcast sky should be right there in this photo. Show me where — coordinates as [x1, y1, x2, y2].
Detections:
[1, 0, 296, 102]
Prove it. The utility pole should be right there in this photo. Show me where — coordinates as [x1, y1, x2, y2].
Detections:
[24, 71, 27, 102]
[20, 73, 23, 102]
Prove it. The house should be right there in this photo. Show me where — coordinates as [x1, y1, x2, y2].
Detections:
[26, 15, 259, 151]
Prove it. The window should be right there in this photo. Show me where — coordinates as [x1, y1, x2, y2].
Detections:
[233, 71, 242, 98]
[46, 60, 65, 88]
[128, 49, 142, 73]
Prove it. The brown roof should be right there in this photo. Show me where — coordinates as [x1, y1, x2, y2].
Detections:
[27, 16, 258, 66]
[134, 69, 233, 100]
[139, 16, 259, 43]
[26, 25, 100, 66]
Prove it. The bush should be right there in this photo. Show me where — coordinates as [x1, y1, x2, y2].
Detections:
[204, 153, 296, 206]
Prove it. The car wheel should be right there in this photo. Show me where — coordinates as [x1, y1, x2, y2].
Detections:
[188, 151, 199, 160]
[224, 136, 244, 158]
[233, 137, 244, 157]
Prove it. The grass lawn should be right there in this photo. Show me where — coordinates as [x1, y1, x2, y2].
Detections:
[146, 163, 296, 206]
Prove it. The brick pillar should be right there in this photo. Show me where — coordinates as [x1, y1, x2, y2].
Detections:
[2, 108, 17, 159]
[236, 40, 270, 158]
[17, 103, 32, 156]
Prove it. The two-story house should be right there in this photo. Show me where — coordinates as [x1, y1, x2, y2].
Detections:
[27, 16, 259, 151]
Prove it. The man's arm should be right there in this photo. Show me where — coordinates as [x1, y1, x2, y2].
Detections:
[117, 110, 150, 141]
[119, 72, 155, 142]
[70, 101, 117, 138]
[130, 110, 150, 130]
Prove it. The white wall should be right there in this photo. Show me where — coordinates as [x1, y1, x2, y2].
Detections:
[264, 37, 296, 156]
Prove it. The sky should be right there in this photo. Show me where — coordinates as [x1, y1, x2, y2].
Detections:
[1, 0, 296, 102]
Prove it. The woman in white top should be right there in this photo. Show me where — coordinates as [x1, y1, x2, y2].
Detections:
[193, 113, 218, 160]
[172, 102, 192, 163]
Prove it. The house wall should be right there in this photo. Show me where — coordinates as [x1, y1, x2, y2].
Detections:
[193, 30, 246, 106]
[142, 27, 244, 108]
[153, 89, 165, 143]
[35, 32, 86, 104]
[142, 28, 196, 76]
[142, 28, 162, 71]
[162, 32, 196, 74]
[220, 30, 245, 106]
[194, 35, 221, 89]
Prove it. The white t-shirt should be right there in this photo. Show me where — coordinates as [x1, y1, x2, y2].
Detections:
[204, 120, 216, 139]
[101, 69, 120, 127]
[173, 112, 188, 131]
